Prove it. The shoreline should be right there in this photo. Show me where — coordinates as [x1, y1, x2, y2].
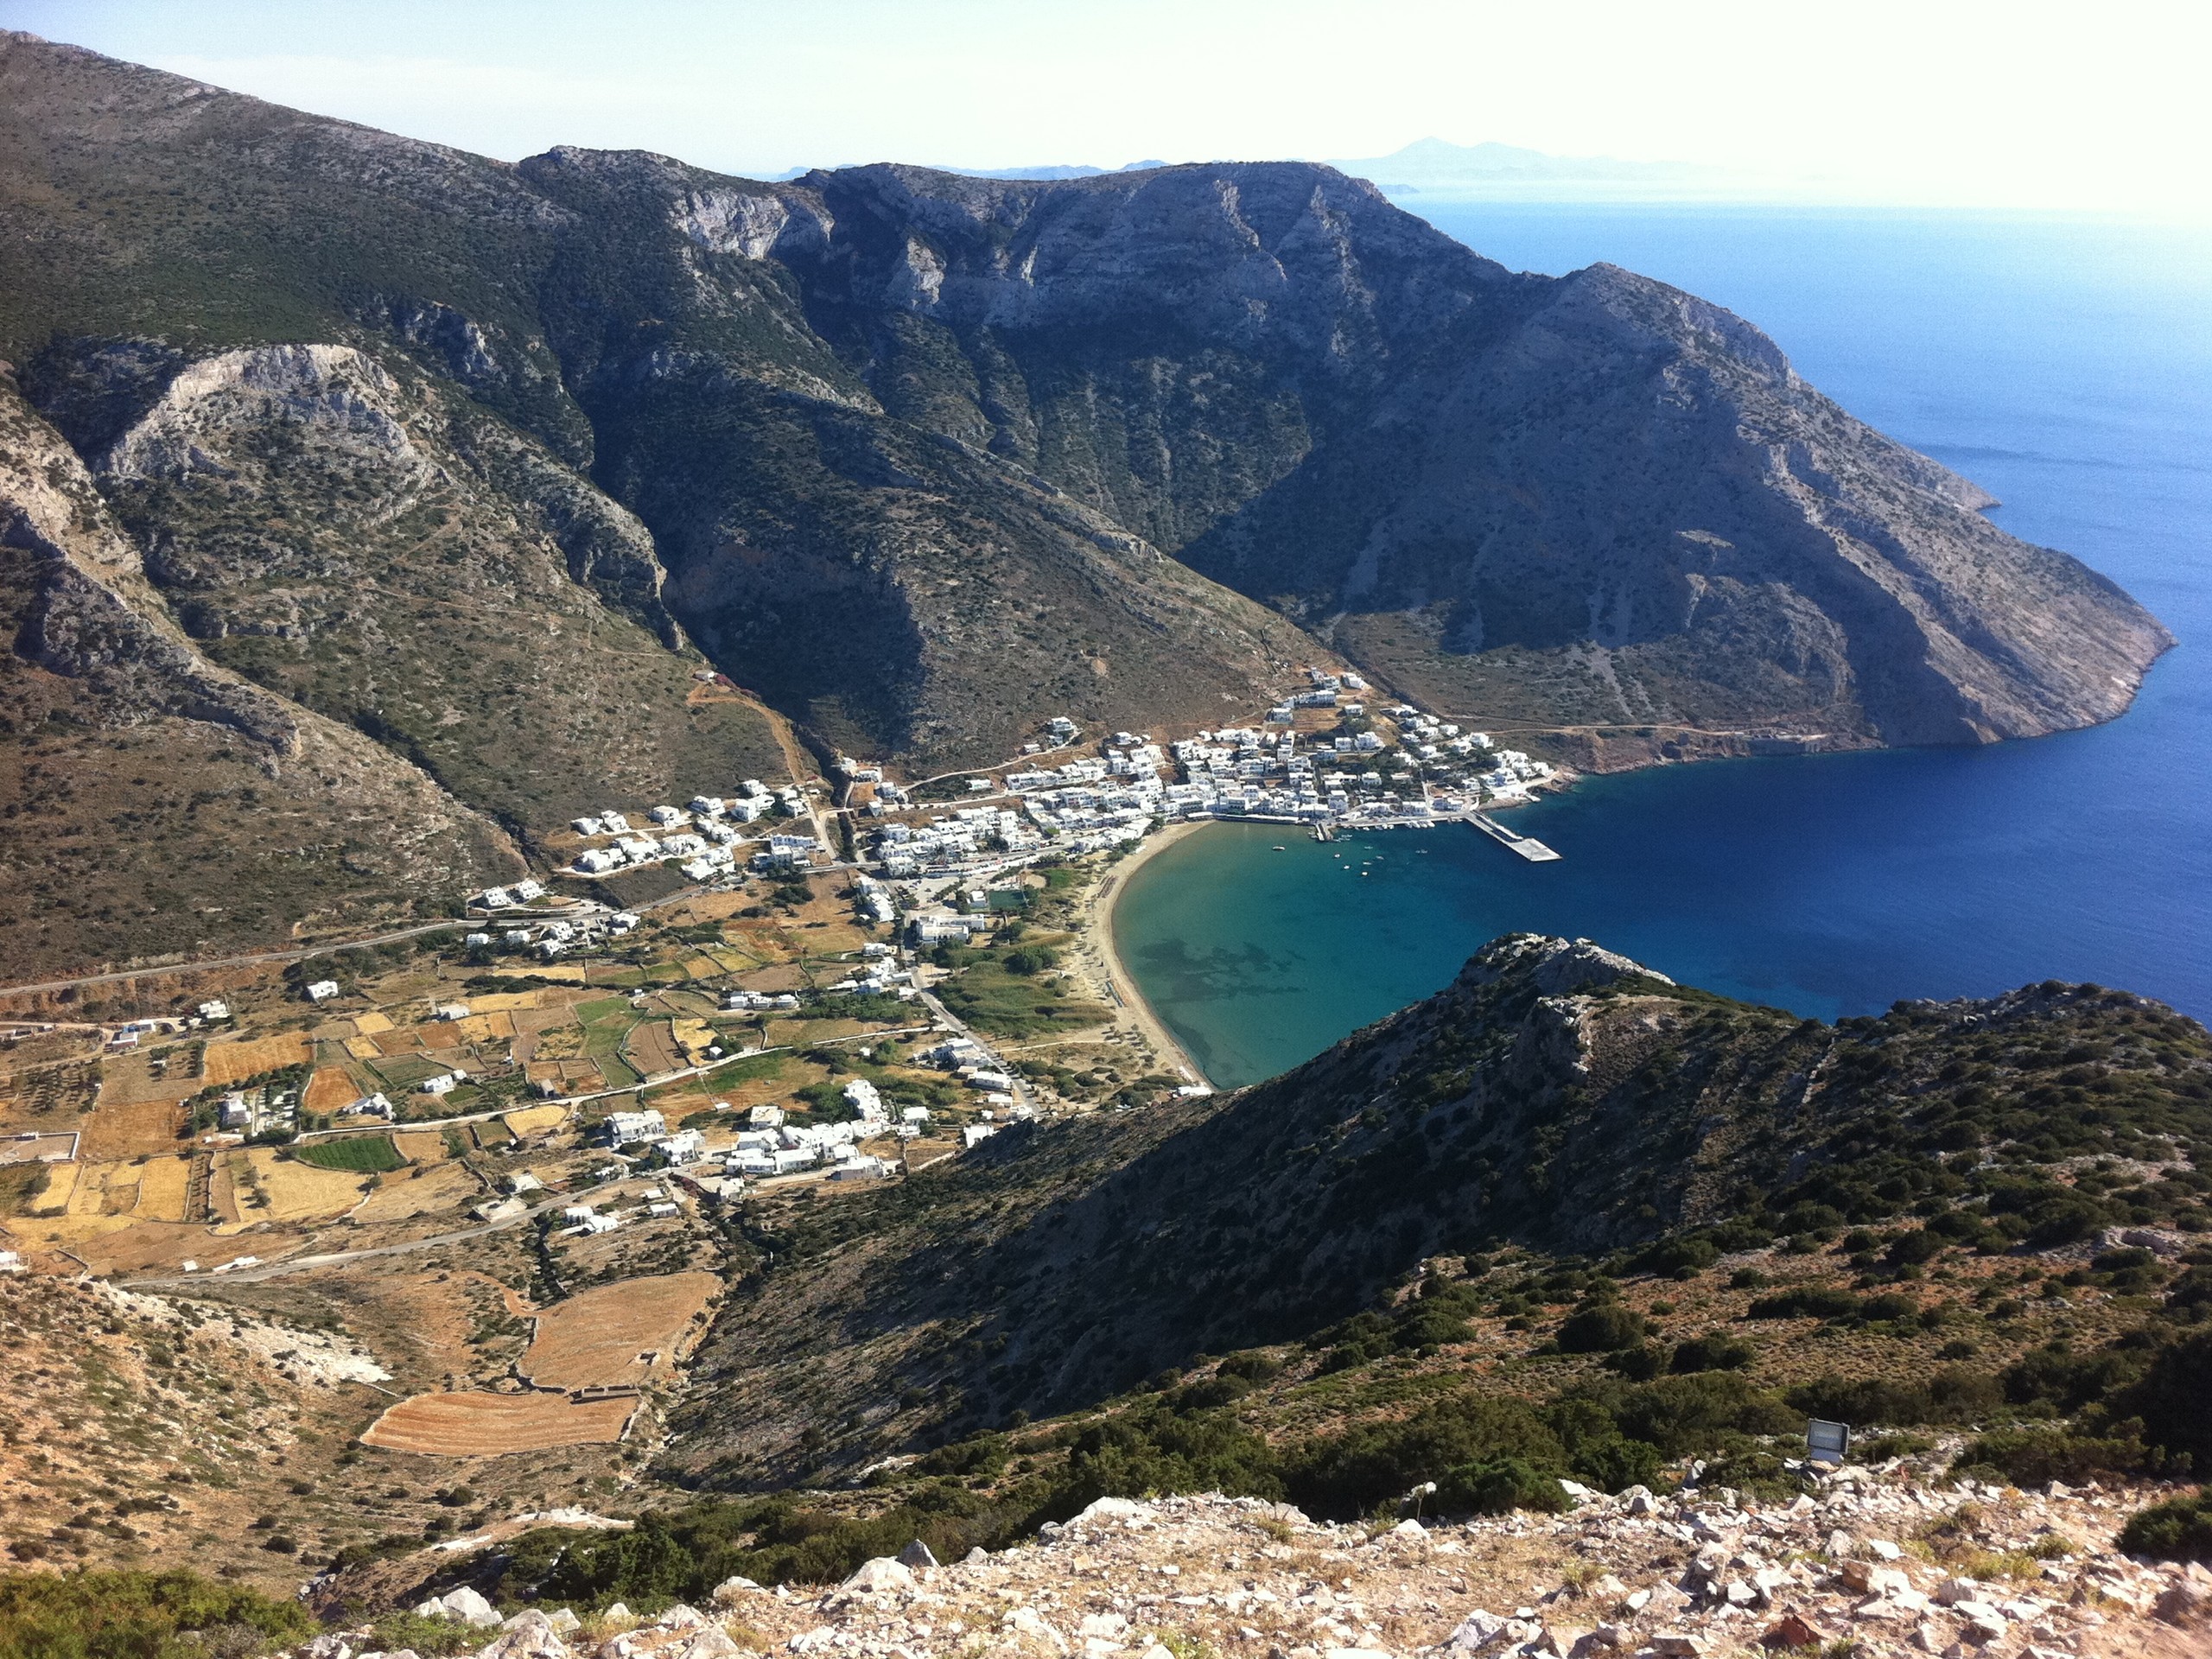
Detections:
[1065, 801, 1567, 1091]
[1070, 821, 1213, 1088]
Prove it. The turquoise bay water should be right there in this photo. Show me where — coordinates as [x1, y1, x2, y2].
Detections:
[1116, 205, 2212, 1090]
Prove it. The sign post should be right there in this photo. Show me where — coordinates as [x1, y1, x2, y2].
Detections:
[1806, 1418, 1851, 1466]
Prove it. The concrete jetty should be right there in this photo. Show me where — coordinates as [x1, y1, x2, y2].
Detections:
[1467, 812, 1562, 861]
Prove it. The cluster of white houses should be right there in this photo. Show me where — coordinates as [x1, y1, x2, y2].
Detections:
[859, 692, 1560, 874]
[561, 785, 814, 880]
[588, 1101, 901, 1185]
[823, 939, 918, 998]
[876, 806, 1042, 875]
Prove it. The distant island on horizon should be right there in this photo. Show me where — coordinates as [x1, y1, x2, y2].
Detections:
[859, 137, 1777, 201]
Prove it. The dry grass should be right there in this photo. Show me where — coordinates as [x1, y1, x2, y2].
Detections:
[448, 1011, 517, 1044]
[131, 1154, 192, 1220]
[359, 1390, 638, 1455]
[302, 1065, 362, 1114]
[626, 1020, 687, 1079]
[520, 1271, 720, 1389]
[502, 1103, 569, 1140]
[241, 1147, 369, 1221]
[80, 1096, 187, 1160]
[391, 1128, 449, 1164]
[351, 1162, 480, 1224]
[200, 1033, 313, 1085]
[468, 991, 545, 1014]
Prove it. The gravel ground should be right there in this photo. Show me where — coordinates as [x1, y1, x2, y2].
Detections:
[315, 1462, 2209, 1659]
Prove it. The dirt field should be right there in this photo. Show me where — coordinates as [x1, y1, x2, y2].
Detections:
[657, 892, 759, 925]
[765, 1017, 868, 1046]
[512, 1004, 575, 1037]
[734, 963, 806, 993]
[96, 1052, 198, 1108]
[4, 1163, 155, 1254]
[350, 1162, 480, 1225]
[67, 1218, 215, 1274]
[68, 1160, 137, 1217]
[467, 991, 545, 1014]
[391, 1130, 449, 1164]
[81, 1097, 188, 1160]
[132, 1154, 193, 1220]
[359, 1390, 637, 1455]
[302, 1067, 361, 1115]
[350, 1012, 394, 1035]
[30, 1161, 78, 1213]
[238, 1148, 369, 1222]
[449, 1012, 516, 1046]
[501, 1104, 568, 1141]
[625, 1020, 685, 1079]
[519, 1271, 719, 1389]
[201, 1033, 314, 1086]
[527, 1059, 606, 1095]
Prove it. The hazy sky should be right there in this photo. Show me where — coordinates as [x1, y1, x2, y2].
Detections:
[10, 0, 2209, 213]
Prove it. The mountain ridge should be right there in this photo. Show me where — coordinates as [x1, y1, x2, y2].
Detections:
[0, 28, 2177, 977]
[665, 933, 2212, 1488]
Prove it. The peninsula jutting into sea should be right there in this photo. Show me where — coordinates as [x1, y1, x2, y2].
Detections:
[1, 20, 2209, 1659]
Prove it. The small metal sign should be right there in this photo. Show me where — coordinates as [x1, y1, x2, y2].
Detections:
[1806, 1418, 1852, 1465]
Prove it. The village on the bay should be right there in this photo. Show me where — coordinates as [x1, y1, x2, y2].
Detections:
[0, 671, 1560, 1282]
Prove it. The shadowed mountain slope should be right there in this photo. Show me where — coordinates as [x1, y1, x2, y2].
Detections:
[666, 935, 2211, 1486]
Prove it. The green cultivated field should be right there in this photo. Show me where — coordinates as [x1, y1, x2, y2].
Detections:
[579, 996, 646, 1087]
[290, 1135, 405, 1173]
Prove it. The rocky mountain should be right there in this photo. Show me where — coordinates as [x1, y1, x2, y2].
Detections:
[0, 376, 524, 976]
[666, 936, 2211, 1486]
[302, 1484, 2209, 1659]
[0, 29, 2176, 977]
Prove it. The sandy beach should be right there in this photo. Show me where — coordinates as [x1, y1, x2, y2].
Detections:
[1067, 819, 1214, 1087]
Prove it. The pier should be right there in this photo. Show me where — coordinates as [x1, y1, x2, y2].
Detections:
[1466, 812, 1562, 861]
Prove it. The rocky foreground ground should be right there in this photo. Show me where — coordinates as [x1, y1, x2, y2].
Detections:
[313, 1463, 2207, 1659]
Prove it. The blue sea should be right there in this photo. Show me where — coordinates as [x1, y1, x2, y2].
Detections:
[1115, 203, 2212, 1090]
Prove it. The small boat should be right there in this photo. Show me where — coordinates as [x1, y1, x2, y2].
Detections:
[1272, 844, 1287, 851]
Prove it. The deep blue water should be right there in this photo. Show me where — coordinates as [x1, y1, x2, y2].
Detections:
[1116, 204, 2212, 1089]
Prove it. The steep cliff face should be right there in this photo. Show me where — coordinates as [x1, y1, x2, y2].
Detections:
[2, 29, 2168, 780]
[1183, 261, 2173, 743]
[34, 335, 785, 834]
[682, 163, 2171, 747]
[0, 377, 522, 976]
[516, 147, 1335, 765]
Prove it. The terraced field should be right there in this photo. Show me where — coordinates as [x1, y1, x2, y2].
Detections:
[359, 1390, 638, 1455]
[519, 1271, 719, 1390]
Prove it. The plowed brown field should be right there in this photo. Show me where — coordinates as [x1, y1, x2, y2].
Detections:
[519, 1271, 718, 1389]
[302, 1067, 359, 1115]
[360, 1391, 636, 1455]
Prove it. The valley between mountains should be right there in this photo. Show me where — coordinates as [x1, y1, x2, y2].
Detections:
[0, 28, 2173, 982]
[1, 24, 2209, 1659]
